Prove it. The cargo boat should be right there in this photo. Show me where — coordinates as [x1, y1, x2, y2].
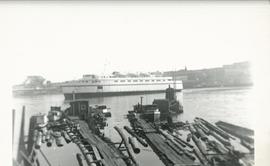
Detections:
[61, 74, 183, 100]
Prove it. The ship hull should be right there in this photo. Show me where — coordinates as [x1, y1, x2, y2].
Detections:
[64, 89, 182, 100]
[12, 88, 62, 96]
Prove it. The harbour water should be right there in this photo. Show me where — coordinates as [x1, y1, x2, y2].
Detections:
[12, 86, 254, 166]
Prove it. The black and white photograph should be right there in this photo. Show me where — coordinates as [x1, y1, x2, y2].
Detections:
[1, 1, 270, 166]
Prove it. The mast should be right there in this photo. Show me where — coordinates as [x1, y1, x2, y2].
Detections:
[173, 70, 177, 99]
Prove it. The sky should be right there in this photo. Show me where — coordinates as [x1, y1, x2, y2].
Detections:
[0, 2, 270, 84]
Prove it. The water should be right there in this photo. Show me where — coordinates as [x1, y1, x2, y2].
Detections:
[12, 86, 254, 166]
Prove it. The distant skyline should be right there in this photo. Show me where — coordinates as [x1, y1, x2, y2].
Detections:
[13, 60, 250, 84]
[1, 2, 269, 84]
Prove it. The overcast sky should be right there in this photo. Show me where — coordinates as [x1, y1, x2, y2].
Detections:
[1, 2, 269, 84]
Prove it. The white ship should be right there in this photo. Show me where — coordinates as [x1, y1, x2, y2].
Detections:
[61, 74, 183, 100]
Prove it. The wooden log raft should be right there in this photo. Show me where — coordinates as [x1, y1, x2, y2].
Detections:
[196, 118, 231, 140]
[159, 129, 196, 161]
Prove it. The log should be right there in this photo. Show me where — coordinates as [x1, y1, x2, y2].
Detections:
[193, 148, 208, 165]
[92, 145, 102, 161]
[191, 135, 207, 156]
[124, 126, 148, 147]
[35, 132, 42, 149]
[167, 132, 186, 148]
[114, 126, 139, 166]
[193, 124, 208, 141]
[47, 135, 53, 147]
[197, 118, 230, 140]
[45, 130, 51, 141]
[209, 131, 231, 146]
[172, 133, 194, 149]
[241, 139, 254, 152]
[55, 136, 64, 147]
[62, 131, 71, 144]
[196, 123, 210, 135]
[186, 133, 192, 142]
[76, 153, 84, 166]
[128, 137, 140, 154]
[159, 129, 196, 160]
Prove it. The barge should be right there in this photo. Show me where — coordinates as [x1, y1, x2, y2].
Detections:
[125, 99, 254, 166]
[13, 100, 139, 166]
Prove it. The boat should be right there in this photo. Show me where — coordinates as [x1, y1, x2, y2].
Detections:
[133, 86, 183, 123]
[12, 76, 62, 96]
[61, 74, 183, 100]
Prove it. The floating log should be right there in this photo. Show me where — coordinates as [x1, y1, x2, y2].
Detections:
[114, 126, 139, 166]
[55, 136, 64, 147]
[209, 131, 231, 146]
[171, 131, 194, 148]
[216, 121, 254, 136]
[62, 131, 71, 144]
[124, 126, 148, 147]
[186, 133, 192, 142]
[45, 131, 51, 141]
[47, 135, 53, 147]
[91, 145, 102, 161]
[241, 139, 254, 152]
[76, 153, 84, 166]
[159, 129, 196, 160]
[189, 124, 197, 135]
[191, 135, 207, 157]
[76, 142, 96, 166]
[42, 134, 46, 143]
[167, 132, 186, 148]
[193, 124, 208, 141]
[32, 130, 38, 142]
[193, 148, 208, 165]
[216, 122, 253, 144]
[35, 132, 42, 149]
[86, 154, 96, 166]
[207, 140, 228, 154]
[128, 137, 140, 154]
[196, 118, 230, 140]
[196, 123, 210, 135]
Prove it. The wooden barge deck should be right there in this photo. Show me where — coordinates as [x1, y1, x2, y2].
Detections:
[13, 101, 138, 166]
[74, 118, 127, 166]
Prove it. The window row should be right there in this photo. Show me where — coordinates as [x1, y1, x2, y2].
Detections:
[114, 79, 172, 83]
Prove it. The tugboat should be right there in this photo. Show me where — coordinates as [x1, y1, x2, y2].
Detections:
[153, 85, 183, 114]
[133, 86, 183, 123]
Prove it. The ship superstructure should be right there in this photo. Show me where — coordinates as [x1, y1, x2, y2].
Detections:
[61, 74, 183, 100]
